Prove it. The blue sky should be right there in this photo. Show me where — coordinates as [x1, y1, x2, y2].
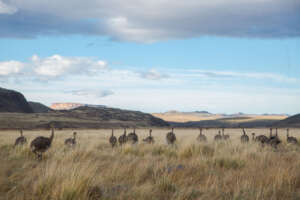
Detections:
[0, 0, 300, 114]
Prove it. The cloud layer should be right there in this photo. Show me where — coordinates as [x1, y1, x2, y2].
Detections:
[32, 55, 107, 77]
[1, 0, 299, 42]
[66, 89, 114, 98]
[0, 54, 107, 79]
[0, 1, 17, 14]
[0, 60, 23, 75]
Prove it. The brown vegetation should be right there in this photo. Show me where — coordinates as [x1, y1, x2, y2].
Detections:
[1, 128, 300, 200]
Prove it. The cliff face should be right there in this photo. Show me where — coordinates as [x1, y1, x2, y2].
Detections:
[0, 87, 34, 113]
[50, 103, 84, 110]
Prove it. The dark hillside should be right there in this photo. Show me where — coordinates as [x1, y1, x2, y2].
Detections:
[0, 87, 33, 113]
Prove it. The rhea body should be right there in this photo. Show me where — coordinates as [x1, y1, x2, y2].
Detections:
[15, 129, 27, 146]
[118, 128, 127, 145]
[65, 132, 77, 147]
[197, 128, 207, 142]
[286, 128, 298, 144]
[143, 129, 155, 144]
[30, 128, 54, 159]
[240, 128, 249, 143]
[214, 130, 222, 141]
[166, 128, 176, 145]
[222, 128, 230, 140]
[127, 128, 139, 144]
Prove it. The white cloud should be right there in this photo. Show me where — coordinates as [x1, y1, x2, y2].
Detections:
[0, 60, 24, 75]
[183, 70, 298, 83]
[66, 89, 114, 98]
[0, 1, 17, 14]
[0, 55, 298, 86]
[140, 69, 169, 80]
[2, 0, 300, 41]
[31, 54, 107, 77]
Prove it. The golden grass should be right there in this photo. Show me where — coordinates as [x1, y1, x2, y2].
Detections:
[152, 113, 287, 123]
[1, 128, 300, 200]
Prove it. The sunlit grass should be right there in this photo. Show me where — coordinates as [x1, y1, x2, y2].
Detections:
[1, 128, 300, 200]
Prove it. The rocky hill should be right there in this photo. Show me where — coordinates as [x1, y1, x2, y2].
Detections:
[0, 106, 169, 129]
[28, 101, 53, 113]
[0, 87, 33, 113]
[273, 114, 300, 128]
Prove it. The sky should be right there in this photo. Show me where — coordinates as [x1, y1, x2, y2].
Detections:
[0, 0, 300, 114]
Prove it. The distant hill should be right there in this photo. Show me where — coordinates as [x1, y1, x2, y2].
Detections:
[0, 87, 33, 113]
[28, 101, 53, 113]
[0, 105, 169, 129]
[273, 114, 300, 128]
[152, 110, 288, 123]
[0, 87, 169, 129]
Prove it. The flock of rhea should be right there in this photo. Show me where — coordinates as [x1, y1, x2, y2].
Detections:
[12, 127, 298, 160]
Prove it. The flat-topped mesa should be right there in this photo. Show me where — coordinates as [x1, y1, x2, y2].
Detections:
[50, 103, 84, 110]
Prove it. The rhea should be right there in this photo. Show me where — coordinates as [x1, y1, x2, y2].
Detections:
[240, 128, 249, 143]
[65, 132, 77, 147]
[268, 128, 281, 149]
[109, 129, 117, 147]
[143, 129, 155, 144]
[222, 128, 230, 140]
[197, 128, 207, 142]
[166, 128, 176, 145]
[214, 130, 222, 141]
[286, 128, 298, 144]
[118, 128, 127, 145]
[127, 128, 139, 144]
[30, 128, 54, 160]
[15, 129, 27, 147]
[252, 132, 269, 146]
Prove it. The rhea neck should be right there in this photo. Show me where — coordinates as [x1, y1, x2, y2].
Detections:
[50, 128, 54, 141]
[269, 128, 273, 137]
[73, 132, 77, 139]
[20, 129, 23, 137]
[243, 129, 246, 135]
[149, 129, 152, 136]
[287, 128, 289, 138]
[124, 128, 127, 136]
[111, 129, 114, 137]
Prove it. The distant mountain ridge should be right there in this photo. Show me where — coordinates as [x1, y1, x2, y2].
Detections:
[0, 87, 298, 129]
[152, 110, 289, 123]
[0, 87, 169, 129]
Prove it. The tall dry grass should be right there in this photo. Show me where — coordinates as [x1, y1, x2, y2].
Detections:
[1, 128, 300, 200]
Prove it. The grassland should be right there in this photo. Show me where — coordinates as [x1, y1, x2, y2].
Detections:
[1, 128, 300, 200]
[152, 113, 287, 123]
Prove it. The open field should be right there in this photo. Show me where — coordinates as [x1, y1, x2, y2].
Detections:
[1, 128, 300, 200]
[152, 113, 288, 123]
